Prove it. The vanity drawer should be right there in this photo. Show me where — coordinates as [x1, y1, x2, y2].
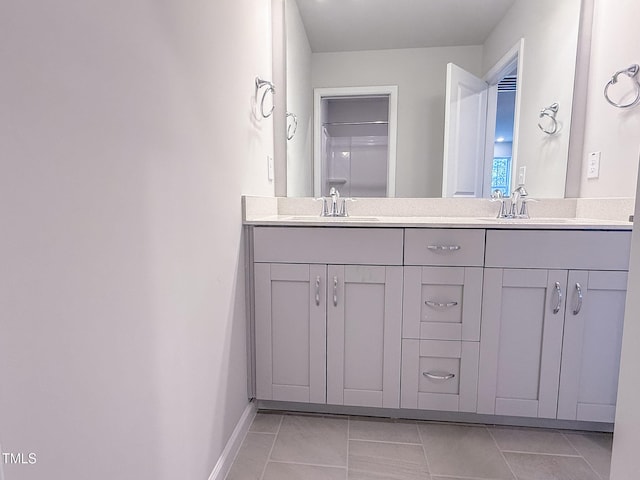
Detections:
[253, 227, 403, 265]
[401, 339, 479, 412]
[485, 230, 631, 270]
[404, 229, 485, 266]
[403, 267, 482, 341]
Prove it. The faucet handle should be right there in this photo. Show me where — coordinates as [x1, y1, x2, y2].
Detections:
[490, 190, 509, 218]
[315, 197, 329, 216]
[341, 197, 356, 217]
[518, 197, 538, 218]
[490, 189, 505, 200]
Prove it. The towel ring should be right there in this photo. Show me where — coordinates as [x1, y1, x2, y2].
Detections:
[538, 103, 559, 135]
[255, 77, 275, 118]
[604, 64, 640, 109]
[286, 112, 298, 140]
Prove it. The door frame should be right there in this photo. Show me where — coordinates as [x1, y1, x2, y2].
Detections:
[313, 86, 398, 197]
[482, 39, 525, 197]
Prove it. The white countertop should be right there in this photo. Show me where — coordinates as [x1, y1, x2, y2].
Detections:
[244, 214, 632, 230]
[242, 196, 634, 230]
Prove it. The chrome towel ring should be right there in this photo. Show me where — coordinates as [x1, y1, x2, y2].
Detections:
[255, 77, 275, 118]
[538, 103, 559, 135]
[286, 112, 298, 140]
[604, 64, 640, 109]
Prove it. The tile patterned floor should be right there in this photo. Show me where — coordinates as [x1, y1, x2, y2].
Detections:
[226, 412, 612, 480]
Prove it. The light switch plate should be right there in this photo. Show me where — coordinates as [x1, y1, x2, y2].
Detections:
[518, 166, 526, 185]
[587, 152, 601, 179]
[267, 155, 274, 181]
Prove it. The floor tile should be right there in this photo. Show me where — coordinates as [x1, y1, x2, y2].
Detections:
[263, 461, 346, 480]
[490, 426, 578, 455]
[348, 440, 430, 480]
[249, 412, 282, 434]
[350, 417, 421, 444]
[418, 423, 514, 479]
[270, 414, 348, 466]
[225, 432, 274, 480]
[564, 432, 613, 479]
[503, 452, 600, 480]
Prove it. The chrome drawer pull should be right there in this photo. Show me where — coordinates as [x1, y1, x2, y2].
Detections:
[333, 276, 338, 307]
[425, 300, 458, 308]
[315, 276, 321, 306]
[573, 282, 583, 315]
[423, 371, 456, 381]
[553, 281, 563, 314]
[427, 245, 461, 251]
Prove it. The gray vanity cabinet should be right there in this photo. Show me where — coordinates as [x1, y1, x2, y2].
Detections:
[253, 227, 404, 408]
[478, 230, 631, 421]
[557, 270, 627, 423]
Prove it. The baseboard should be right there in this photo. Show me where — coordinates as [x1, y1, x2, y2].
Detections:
[208, 400, 257, 480]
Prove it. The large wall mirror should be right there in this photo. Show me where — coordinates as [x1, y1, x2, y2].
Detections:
[277, 0, 589, 199]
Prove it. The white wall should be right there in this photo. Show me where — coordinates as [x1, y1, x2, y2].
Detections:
[578, 0, 640, 198]
[483, 0, 582, 198]
[0, 1, 273, 479]
[285, 0, 313, 197]
[312, 46, 483, 198]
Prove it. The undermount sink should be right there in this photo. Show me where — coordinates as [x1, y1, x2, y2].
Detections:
[283, 215, 380, 222]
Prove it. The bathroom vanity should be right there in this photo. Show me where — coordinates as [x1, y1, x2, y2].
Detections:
[244, 199, 633, 428]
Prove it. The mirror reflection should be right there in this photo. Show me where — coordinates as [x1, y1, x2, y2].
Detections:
[283, 0, 583, 198]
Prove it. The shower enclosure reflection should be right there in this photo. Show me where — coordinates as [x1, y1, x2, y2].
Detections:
[314, 87, 398, 197]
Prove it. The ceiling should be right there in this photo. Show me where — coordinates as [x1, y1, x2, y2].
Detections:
[295, 0, 517, 53]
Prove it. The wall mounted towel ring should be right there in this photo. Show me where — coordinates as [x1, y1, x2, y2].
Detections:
[255, 77, 275, 118]
[538, 103, 559, 135]
[604, 64, 640, 109]
[286, 112, 298, 140]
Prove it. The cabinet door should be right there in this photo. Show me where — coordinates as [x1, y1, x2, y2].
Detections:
[401, 339, 480, 412]
[255, 263, 327, 403]
[403, 266, 483, 341]
[478, 268, 567, 418]
[327, 265, 403, 408]
[558, 270, 627, 422]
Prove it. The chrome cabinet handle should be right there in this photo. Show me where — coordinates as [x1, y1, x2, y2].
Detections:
[553, 281, 563, 314]
[333, 276, 338, 307]
[425, 300, 458, 308]
[573, 282, 583, 315]
[423, 371, 456, 381]
[427, 245, 461, 251]
[315, 276, 321, 306]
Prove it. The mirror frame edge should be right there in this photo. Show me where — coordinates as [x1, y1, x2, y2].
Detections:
[272, 0, 287, 197]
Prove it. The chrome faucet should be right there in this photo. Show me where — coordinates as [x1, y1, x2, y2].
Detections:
[510, 185, 530, 218]
[492, 185, 531, 219]
[316, 187, 350, 217]
[329, 187, 341, 216]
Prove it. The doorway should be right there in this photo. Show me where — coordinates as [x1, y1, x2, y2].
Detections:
[314, 86, 398, 197]
[442, 39, 524, 198]
[491, 71, 518, 196]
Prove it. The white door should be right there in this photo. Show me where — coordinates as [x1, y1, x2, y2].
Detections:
[442, 63, 488, 198]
